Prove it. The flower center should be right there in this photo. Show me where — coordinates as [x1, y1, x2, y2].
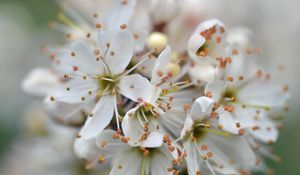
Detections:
[96, 74, 119, 96]
[136, 104, 158, 124]
[196, 42, 210, 57]
[220, 88, 238, 104]
[189, 122, 210, 141]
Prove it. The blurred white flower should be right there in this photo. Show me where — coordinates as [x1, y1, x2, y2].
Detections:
[205, 46, 290, 143]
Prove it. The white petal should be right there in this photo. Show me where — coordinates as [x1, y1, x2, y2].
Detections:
[80, 95, 115, 140]
[187, 32, 206, 61]
[69, 40, 104, 75]
[188, 62, 218, 85]
[119, 74, 161, 104]
[205, 80, 226, 102]
[95, 130, 127, 150]
[219, 111, 239, 134]
[121, 106, 143, 146]
[104, 30, 134, 74]
[239, 80, 289, 108]
[48, 77, 98, 104]
[44, 98, 91, 124]
[132, 28, 148, 52]
[184, 142, 201, 175]
[74, 137, 99, 161]
[150, 146, 174, 175]
[189, 96, 214, 121]
[141, 132, 164, 148]
[180, 116, 194, 139]
[188, 19, 226, 62]
[22, 68, 60, 98]
[150, 0, 179, 24]
[249, 116, 279, 143]
[95, 0, 137, 31]
[151, 45, 172, 83]
[207, 134, 256, 170]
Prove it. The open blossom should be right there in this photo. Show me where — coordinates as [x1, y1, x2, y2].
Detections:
[179, 97, 256, 175]
[86, 130, 175, 175]
[205, 45, 290, 143]
[46, 30, 157, 140]
[122, 46, 197, 146]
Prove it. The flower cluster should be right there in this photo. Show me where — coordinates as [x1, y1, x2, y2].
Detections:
[23, 0, 290, 174]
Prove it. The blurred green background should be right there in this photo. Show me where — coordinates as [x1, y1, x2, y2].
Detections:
[0, 0, 299, 174]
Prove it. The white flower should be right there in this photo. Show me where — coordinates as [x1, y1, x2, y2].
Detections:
[180, 96, 256, 175]
[94, 130, 175, 175]
[52, 0, 147, 52]
[186, 19, 227, 86]
[187, 19, 226, 64]
[205, 47, 290, 143]
[121, 46, 196, 147]
[47, 30, 155, 140]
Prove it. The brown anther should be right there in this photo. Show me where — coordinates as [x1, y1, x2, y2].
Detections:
[71, 52, 76, 57]
[205, 91, 213, 98]
[121, 137, 129, 143]
[207, 151, 213, 158]
[224, 105, 234, 112]
[99, 141, 107, 148]
[95, 23, 102, 30]
[252, 126, 260, 131]
[238, 129, 245, 135]
[157, 70, 163, 77]
[50, 96, 55, 101]
[226, 76, 234, 82]
[66, 33, 72, 40]
[218, 124, 223, 129]
[76, 133, 82, 138]
[81, 97, 85, 101]
[86, 33, 91, 38]
[283, 84, 289, 92]
[112, 132, 119, 139]
[236, 122, 241, 128]
[73, 66, 79, 71]
[121, 0, 128, 5]
[143, 149, 150, 156]
[196, 171, 202, 175]
[98, 155, 105, 163]
[232, 49, 238, 55]
[255, 48, 262, 54]
[120, 24, 127, 29]
[225, 57, 232, 63]
[201, 154, 208, 160]
[220, 27, 225, 33]
[238, 76, 244, 80]
[183, 104, 190, 112]
[210, 111, 217, 118]
[163, 135, 170, 143]
[246, 48, 253, 54]
[133, 33, 139, 39]
[216, 36, 222, 44]
[66, 87, 70, 91]
[64, 74, 69, 79]
[200, 145, 208, 151]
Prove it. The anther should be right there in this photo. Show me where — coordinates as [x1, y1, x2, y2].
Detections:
[120, 24, 127, 29]
[95, 23, 102, 30]
[50, 96, 55, 101]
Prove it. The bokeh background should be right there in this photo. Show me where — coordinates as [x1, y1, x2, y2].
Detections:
[0, 0, 299, 174]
